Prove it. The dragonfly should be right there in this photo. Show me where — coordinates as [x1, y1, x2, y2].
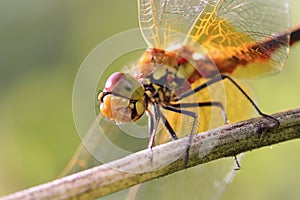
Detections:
[63, 0, 300, 199]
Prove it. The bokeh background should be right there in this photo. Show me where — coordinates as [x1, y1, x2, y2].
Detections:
[0, 0, 299, 199]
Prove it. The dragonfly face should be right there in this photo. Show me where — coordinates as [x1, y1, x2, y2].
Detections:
[99, 72, 146, 123]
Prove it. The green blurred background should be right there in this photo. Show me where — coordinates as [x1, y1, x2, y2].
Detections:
[0, 0, 299, 199]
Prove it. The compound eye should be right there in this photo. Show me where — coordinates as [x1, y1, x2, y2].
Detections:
[104, 72, 125, 92]
[103, 72, 144, 100]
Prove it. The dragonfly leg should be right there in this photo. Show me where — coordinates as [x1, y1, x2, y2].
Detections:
[170, 102, 252, 170]
[146, 111, 155, 147]
[163, 106, 198, 166]
[170, 102, 228, 125]
[146, 106, 180, 164]
[146, 104, 162, 162]
[177, 74, 279, 127]
[220, 75, 279, 127]
[146, 110, 155, 162]
[234, 155, 241, 170]
[160, 113, 179, 140]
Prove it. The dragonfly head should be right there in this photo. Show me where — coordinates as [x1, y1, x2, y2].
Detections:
[98, 72, 146, 123]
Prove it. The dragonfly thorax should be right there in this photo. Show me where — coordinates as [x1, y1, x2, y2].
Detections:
[135, 47, 220, 87]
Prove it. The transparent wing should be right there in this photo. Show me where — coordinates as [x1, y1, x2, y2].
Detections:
[138, 0, 209, 48]
[139, 0, 291, 78]
[60, 113, 149, 177]
[184, 0, 291, 78]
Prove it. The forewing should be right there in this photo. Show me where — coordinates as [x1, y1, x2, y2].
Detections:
[184, 0, 291, 78]
[138, 0, 209, 48]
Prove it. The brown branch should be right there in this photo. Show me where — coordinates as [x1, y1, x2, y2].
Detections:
[1, 108, 300, 200]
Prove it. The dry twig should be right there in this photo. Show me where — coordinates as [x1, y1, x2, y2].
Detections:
[1, 108, 300, 200]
